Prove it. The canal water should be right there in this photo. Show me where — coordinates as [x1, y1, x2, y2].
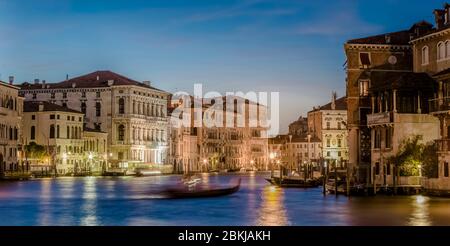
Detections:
[0, 173, 449, 226]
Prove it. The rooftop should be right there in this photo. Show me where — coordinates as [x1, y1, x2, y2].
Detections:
[19, 70, 167, 93]
[368, 71, 436, 92]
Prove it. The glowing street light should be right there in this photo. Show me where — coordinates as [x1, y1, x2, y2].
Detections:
[269, 152, 276, 160]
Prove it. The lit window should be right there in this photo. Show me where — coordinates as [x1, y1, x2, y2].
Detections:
[359, 80, 369, 97]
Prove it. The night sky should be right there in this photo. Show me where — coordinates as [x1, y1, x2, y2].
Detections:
[0, 0, 445, 132]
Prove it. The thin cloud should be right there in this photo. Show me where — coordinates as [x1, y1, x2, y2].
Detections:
[182, 0, 297, 23]
[292, 12, 383, 36]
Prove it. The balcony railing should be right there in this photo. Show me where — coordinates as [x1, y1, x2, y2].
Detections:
[367, 112, 392, 126]
[436, 139, 450, 152]
[429, 97, 450, 113]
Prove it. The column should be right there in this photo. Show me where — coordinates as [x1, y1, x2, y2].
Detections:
[378, 93, 382, 113]
[393, 89, 397, 113]
[417, 92, 422, 114]
[384, 91, 388, 112]
[371, 96, 375, 114]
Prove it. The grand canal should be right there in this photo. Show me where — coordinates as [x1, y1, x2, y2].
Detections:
[0, 173, 449, 226]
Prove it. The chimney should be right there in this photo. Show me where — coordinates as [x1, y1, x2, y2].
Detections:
[72, 82, 76, 88]
[385, 34, 391, 44]
[331, 91, 337, 110]
[8, 76, 14, 85]
[143, 80, 151, 86]
[42, 80, 46, 84]
[34, 79, 40, 85]
[96, 75, 100, 81]
[66, 74, 69, 81]
[38, 102, 44, 112]
[434, 9, 445, 29]
[107, 80, 114, 86]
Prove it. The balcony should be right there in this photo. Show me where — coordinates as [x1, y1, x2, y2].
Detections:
[367, 112, 392, 126]
[436, 139, 450, 153]
[429, 97, 450, 113]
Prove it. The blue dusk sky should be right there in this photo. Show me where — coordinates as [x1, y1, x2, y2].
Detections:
[0, 0, 445, 132]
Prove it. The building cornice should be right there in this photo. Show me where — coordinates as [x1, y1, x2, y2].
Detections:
[0, 81, 20, 90]
[410, 28, 450, 44]
[344, 43, 411, 51]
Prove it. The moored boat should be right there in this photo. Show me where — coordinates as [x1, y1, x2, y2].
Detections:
[163, 178, 241, 199]
[266, 176, 320, 188]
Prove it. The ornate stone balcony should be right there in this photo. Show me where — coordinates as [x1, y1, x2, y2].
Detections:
[367, 112, 393, 126]
[429, 97, 450, 114]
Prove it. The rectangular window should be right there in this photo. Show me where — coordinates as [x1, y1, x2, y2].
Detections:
[30, 126, 35, 140]
[385, 128, 392, 149]
[82, 92, 86, 98]
[31, 115, 35, 120]
[327, 151, 330, 157]
[326, 122, 330, 130]
[359, 52, 371, 67]
[375, 162, 380, 175]
[374, 129, 381, 149]
[326, 139, 331, 147]
[32, 93, 37, 99]
[387, 163, 391, 175]
[63, 92, 67, 98]
[50, 114, 55, 119]
[96, 102, 101, 117]
[51, 93, 55, 99]
[338, 139, 342, 148]
[96, 91, 101, 98]
[445, 162, 449, 177]
[57, 115, 60, 120]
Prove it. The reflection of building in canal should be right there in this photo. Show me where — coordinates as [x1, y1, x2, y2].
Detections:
[256, 186, 288, 226]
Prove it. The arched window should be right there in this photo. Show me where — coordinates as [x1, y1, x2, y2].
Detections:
[118, 125, 125, 141]
[438, 42, 445, 60]
[81, 102, 87, 115]
[118, 98, 125, 114]
[30, 126, 35, 140]
[422, 46, 429, 65]
[49, 124, 55, 139]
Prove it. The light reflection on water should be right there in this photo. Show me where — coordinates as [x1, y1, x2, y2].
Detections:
[408, 195, 431, 226]
[257, 186, 288, 226]
[80, 177, 98, 226]
[0, 173, 449, 226]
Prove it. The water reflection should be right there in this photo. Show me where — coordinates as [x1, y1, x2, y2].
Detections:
[408, 195, 431, 226]
[257, 186, 288, 226]
[81, 177, 98, 226]
[38, 179, 52, 225]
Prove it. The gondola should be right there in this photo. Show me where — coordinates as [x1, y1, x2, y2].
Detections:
[163, 179, 241, 199]
[266, 176, 320, 188]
